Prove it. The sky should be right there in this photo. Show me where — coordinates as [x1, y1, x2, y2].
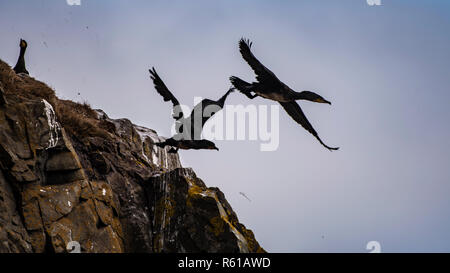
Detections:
[1, 0, 450, 252]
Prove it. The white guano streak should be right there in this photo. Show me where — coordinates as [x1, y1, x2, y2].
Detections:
[42, 99, 61, 149]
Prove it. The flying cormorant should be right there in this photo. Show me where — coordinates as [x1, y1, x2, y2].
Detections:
[13, 39, 29, 75]
[149, 67, 234, 152]
[230, 38, 339, 151]
[154, 138, 219, 153]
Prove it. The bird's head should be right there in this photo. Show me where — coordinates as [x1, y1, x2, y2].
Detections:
[202, 140, 219, 151]
[300, 91, 331, 105]
[20, 39, 28, 49]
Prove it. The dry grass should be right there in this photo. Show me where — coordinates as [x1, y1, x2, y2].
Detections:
[0, 58, 112, 141]
[55, 99, 112, 140]
[57, 99, 98, 120]
[0, 59, 57, 105]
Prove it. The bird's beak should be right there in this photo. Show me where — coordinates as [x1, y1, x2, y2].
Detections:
[315, 98, 331, 105]
[215, 147, 219, 151]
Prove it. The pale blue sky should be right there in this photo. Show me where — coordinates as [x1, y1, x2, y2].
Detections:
[1, 0, 449, 252]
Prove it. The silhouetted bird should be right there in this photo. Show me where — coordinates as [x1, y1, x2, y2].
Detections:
[230, 38, 339, 151]
[149, 67, 234, 152]
[154, 138, 219, 153]
[239, 192, 251, 202]
[13, 39, 29, 75]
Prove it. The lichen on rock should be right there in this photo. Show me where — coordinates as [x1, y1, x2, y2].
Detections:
[0, 58, 263, 253]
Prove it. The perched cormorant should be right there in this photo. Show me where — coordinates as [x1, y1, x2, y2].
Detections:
[13, 39, 29, 75]
[149, 67, 234, 152]
[230, 38, 339, 151]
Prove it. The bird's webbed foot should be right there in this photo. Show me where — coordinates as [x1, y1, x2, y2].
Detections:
[168, 147, 179, 153]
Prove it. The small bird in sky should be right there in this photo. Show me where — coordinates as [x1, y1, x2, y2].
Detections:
[239, 192, 251, 202]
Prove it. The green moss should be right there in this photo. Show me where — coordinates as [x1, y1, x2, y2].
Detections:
[208, 216, 225, 236]
[186, 180, 204, 208]
[134, 159, 146, 167]
[153, 234, 162, 252]
[154, 196, 176, 229]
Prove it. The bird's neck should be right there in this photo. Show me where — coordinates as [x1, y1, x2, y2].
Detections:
[19, 47, 26, 58]
[294, 91, 314, 101]
[16, 47, 27, 68]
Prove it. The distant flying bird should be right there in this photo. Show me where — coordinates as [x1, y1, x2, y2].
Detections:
[13, 39, 29, 75]
[239, 192, 251, 202]
[230, 38, 339, 151]
[149, 67, 234, 152]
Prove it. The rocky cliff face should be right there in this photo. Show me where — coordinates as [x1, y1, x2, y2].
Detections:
[0, 59, 263, 253]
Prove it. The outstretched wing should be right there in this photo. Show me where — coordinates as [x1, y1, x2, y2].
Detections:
[239, 38, 281, 86]
[187, 88, 234, 140]
[149, 67, 184, 120]
[187, 98, 221, 140]
[279, 101, 339, 151]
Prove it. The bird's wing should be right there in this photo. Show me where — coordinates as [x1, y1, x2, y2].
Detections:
[279, 101, 339, 151]
[149, 67, 184, 120]
[239, 38, 281, 85]
[187, 98, 221, 140]
[188, 88, 234, 140]
[191, 99, 222, 125]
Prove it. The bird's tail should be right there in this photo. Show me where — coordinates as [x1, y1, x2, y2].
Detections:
[229, 76, 253, 93]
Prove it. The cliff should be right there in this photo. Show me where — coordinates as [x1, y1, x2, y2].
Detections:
[0, 59, 264, 253]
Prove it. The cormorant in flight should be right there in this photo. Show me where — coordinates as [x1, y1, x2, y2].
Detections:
[149, 67, 234, 152]
[13, 39, 29, 75]
[230, 38, 339, 151]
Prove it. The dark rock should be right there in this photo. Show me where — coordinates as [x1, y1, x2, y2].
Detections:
[89, 152, 110, 175]
[46, 151, 82, 172]
[0, 84, 6, 105]
[0, 58, 263, 253]
[0, 170, 33, 253]
[147, 168, 265, 253]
